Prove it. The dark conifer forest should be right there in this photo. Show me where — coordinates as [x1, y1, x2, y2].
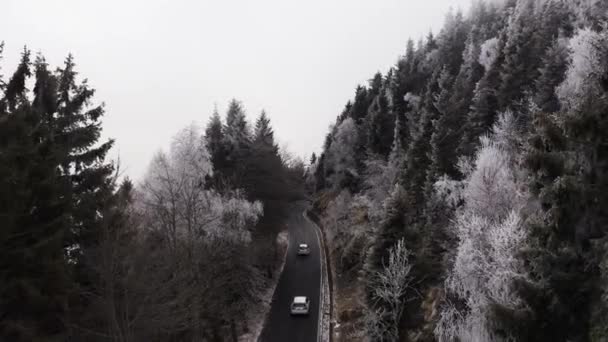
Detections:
[2, 0, 608, 341]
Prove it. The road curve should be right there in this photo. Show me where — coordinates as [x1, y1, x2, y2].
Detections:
[259, 204, 322, 342]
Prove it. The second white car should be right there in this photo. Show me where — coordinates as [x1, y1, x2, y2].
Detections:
[290, 296, 310, 315]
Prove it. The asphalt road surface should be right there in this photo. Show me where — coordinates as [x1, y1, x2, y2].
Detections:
[259, 204, 322, 342]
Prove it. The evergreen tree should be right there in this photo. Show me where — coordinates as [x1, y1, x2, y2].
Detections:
[350, 85, 369, 124]
[205, 106, 225, 172]
[0, 51, 114, 341]
[221, 99, 251, 187]
[447, 25, 485, 151]
[253, 110, 276, 153]
[428, 66, 457, 184]
[534, 38, 569, 113]
[459, 30, 507, 157]
[310, 152, 317, 165]
[498, 0, 542, 110]
[367, 75, 394, 158]
[437, 9, 470, 76]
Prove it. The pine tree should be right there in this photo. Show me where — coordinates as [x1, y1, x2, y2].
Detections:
[253, 110, 276, 153]
[0, 51, 115, 341]
[221, 99, 251, 187]
[0, 49, 71, 341]
[367, 74, 395, 158]
[447, 25, 485, 149]
[350, 85, 369, 124]
[244, 110, 291, 263]
[401, 69, 440, 210]
[428, 66, 457, 184]
[205, 106, 225, 172]
[437, 9, 470, 75]
[459, 30, 507, 157]
[534, 38, 569, 113]
[310, 152, 317, 165]
[498, 0, 539, 110]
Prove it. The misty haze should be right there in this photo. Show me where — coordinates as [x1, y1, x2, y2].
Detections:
[1, 0, 608, 341]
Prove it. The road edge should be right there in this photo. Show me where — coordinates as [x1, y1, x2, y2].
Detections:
[304, 211, 331, 342]
[253, 231, 290, 342]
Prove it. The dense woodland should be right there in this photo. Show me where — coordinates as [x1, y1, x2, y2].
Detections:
[0, 44, 304, 341]
[3, 0, 608, 341]
[309, 0, 608, 341]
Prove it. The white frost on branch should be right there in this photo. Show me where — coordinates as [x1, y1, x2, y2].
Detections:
[435, 112, 530, 342]
[140, 123, 262, 245]
[557, 28, 604, 111]
[365, 238, 412, 342]
[479, 37, 499, 71]
[326, 117, 359, 187]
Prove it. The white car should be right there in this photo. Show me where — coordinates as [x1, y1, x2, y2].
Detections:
[297, 243, 310, 256]
[290, 296, 310, 315]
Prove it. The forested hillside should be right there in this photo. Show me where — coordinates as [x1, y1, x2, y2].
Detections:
[308, 0, 608, 341]
[0, 45, 304, 340]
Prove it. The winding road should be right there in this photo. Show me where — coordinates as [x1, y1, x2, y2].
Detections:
[259, 204, 323, 342]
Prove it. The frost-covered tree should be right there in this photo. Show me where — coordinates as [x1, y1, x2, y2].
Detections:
[139, 123, 263, 339]
[556, 28, 604, 110]
[436, 112, 530, 342]
[326, 117, 359, 189]
[365, 238, 412, 342]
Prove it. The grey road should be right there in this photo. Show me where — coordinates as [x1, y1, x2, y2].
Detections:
[259, 205, 322, 342]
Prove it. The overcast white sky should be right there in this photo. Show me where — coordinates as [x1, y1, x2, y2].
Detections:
[2, 0, 473, 180]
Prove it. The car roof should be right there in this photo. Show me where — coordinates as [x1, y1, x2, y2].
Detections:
[293, 296, 308, 303]
[299, 243, 308, 247]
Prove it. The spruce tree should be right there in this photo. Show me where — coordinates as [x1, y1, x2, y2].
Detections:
[447, 25, 485, 148]
[428, 66, 457, 184]
[459, 30, 507, 157]
[534, 38, 569, 113]
[205, 107, 225, 172]
[367, 75, 394, 158]
[253, 110, 276, 153]
[221, 99, 251, 187]
[0, 51, 114, 341]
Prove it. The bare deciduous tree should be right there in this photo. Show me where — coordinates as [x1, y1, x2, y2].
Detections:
[365, 238, 412, 341]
